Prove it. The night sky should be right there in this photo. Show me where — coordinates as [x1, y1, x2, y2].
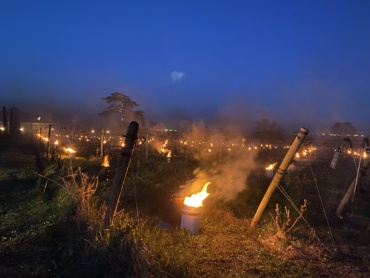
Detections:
[1, 1, 370, 131]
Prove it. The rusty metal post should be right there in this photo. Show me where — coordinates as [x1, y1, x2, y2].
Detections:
[250, 127, 309, 229]
[104, 121, 139, 229]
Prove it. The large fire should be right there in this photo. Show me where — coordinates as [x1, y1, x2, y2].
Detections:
[183, 182, 210, 208]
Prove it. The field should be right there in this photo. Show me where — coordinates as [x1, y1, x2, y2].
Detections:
[0, 133, 370, 277]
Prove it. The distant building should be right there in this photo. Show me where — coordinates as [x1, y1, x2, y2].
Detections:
[0, 106, 51, 136]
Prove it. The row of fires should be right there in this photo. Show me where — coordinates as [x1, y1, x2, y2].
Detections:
[36, 131, 368, 163]
[35, 129, 370, 234]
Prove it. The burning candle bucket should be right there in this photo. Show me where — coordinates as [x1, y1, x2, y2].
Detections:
[265, 170, 273, 179]
[265, 163, 277, 179]
[180, 204, 203, 235]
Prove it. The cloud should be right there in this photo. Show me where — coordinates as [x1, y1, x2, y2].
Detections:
[170, 70, 185, 81]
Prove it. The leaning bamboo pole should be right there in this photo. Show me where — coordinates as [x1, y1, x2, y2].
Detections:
[250, 127, 309, 229]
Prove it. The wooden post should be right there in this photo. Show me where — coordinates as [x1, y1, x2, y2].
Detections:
[250, 127, 309, 229]
[145, 132, 149, 161]
[100, 129, 104, 157]
[104, 121, 139, 229]
[46, 124, 52, 158]
[2, 106, 8, 135]
[9, 108, 14, 137]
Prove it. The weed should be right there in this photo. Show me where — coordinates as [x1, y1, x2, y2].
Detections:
[271, 199, 308, 241]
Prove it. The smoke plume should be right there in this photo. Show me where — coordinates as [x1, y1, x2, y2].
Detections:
[177, 120, 258, 202]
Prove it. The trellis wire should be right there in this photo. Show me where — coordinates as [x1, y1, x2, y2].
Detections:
[308, 162, 336, 246]
[275, 161, 336, 249]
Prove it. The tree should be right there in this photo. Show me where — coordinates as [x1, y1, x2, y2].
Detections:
[99, 92, 147, 128]
[330, 122, 357, 136]
[99, 92, 138, 122]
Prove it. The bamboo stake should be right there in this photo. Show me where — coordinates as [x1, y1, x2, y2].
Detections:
[336, 157, 370, 218]
[250, 127, 309, 229]
[352, 138, 369, 202]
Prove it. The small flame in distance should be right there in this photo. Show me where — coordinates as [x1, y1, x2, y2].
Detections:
[101, 154, 110, 167]
[265, 163, 277, 170]
[64, 147, 76, 154]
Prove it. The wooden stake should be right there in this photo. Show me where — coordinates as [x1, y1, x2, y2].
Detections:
[250, 127, 309, 229]
[104, 121, 139, 229]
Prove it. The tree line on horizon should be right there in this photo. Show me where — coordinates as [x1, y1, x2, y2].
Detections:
[98, 92, 359, 139]
[0, 92, 360, 140]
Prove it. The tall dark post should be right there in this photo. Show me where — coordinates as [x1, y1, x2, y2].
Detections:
[104, 121, 139, 229]
[100, 129, 104, 157]
[2, 106, 8, 135]
[46, 124, 52, 158]
[9, 108, 14, 137]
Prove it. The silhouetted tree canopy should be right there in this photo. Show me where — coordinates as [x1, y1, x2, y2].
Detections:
[99, 92, 146, 126]
[330, 121, 357, 135]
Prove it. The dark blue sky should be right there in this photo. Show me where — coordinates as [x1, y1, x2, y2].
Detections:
[1, 0, 370, 131]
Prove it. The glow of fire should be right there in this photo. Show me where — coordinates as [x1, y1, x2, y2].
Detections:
[101, 154, 110, 167]
[167, 150, 172, 158]
[295, 152, 300, 158]
[64, 147, 76, 154]
[54, 140, 59, 145]
[266, 163, 277, 170]
[183, 182, 210, 208]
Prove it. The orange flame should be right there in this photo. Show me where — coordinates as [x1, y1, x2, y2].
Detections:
[64, 147, 76, 154]
[183, 182, 210, 208]
[101, 154, 110, 167]
[266, 163, 277, 170]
